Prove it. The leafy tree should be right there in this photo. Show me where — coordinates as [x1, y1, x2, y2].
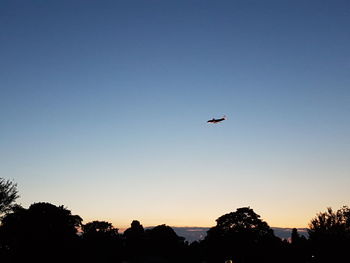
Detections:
[146, 224, 183, 243]
[124, 220, 145, 239]
[308, 206, 350, 262]
[204, 207, 281, 263]
[82, 220, 118, 237]
[0, 202, 82, 261]
[309, 206, 350, 234]
[291, 228, 301, 244]
[123, 220, 146, 261]
[0, 178, 19, 218]
[82, 220, 121, 262]
[146, 224, 185, 249]
[145, 224, 185, 262]
[212, 207, 273, 235]
[289, 228, 310, 263]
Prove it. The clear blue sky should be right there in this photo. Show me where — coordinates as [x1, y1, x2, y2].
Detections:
[1, 0, 349, 228]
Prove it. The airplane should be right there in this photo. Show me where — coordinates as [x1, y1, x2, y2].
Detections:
[207, 115, 227, 124]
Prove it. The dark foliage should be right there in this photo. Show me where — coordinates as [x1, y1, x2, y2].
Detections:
[81, 220, 122, 262]
[204, 207, 283, 263]
[145, 224, 186, 261]
[308, 206, 350, 262]
[0, 202, 82, 262]
[0, 199, 349, 263]
[0, 178, 19, 218]
[123, 220, 146, 261]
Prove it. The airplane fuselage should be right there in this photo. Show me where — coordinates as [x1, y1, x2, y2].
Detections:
[207, 118, 225, 123]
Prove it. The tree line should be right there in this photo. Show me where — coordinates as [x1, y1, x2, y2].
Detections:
[0, 178, 349, 263]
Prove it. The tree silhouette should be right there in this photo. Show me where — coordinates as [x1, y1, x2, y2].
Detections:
[2, 198, 349, 262]
[291, 228, 301, 244]
[212, 207, 272, 234]
[0, 178, 19, 218]
[288, 228, 310, 263]
[308, 206, 350, 262]
[82, 220, 118, 237]
[146, 224, 185, 260]
[0, 202, 82, 262]
[204, 207, 281, 263]
[124, 220, 145, 238]
[123, 220, 146, 261]
[82, 220, 121, 262]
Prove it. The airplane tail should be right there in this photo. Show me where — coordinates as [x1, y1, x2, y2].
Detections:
[223, 115, 227, 120]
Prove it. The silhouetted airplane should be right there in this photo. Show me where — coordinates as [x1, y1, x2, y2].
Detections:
[207, 115, 226, 123]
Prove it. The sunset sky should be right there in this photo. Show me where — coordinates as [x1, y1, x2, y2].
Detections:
[1, 0, 349, 229]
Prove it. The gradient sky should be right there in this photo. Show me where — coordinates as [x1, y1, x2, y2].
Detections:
[1, 0, 349, 229]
